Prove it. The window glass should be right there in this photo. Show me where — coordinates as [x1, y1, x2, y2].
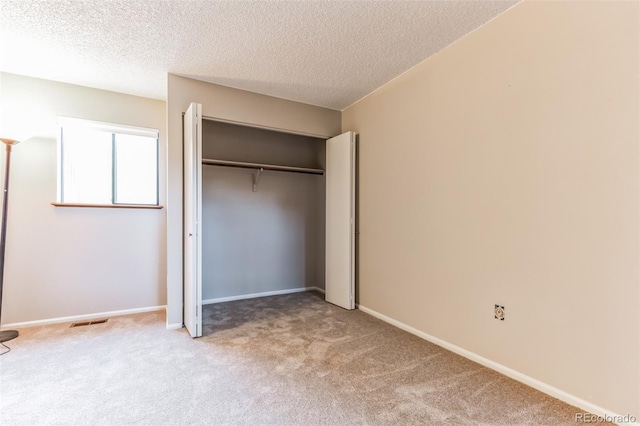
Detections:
[115, 134, 158, 205]
[61, 126, 112, 204]
[58, 118, 159, 205]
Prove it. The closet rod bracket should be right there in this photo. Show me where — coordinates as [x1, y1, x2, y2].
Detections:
[252, 168, 263, 192]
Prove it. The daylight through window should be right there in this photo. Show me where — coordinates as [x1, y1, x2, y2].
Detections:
[57, 117, 159, 205]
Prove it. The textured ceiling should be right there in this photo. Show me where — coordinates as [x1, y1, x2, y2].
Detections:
[0, 0, 518, 110]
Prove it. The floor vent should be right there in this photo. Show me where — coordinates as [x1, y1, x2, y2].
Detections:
[70, 319, 108, 328]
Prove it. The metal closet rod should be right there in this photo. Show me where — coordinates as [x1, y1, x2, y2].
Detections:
[202, 158, 324, 175]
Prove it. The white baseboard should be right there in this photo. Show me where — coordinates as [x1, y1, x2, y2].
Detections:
[166, 322, 183, 330]
[357, 304, 634, 423]
[3, 305, 166, 329]
[203, 286, 324, 305]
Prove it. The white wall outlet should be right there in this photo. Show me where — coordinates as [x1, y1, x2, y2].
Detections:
[495, 305, 505, 321]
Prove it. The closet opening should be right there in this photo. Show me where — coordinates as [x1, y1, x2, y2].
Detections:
[183, 102, 356, 338]
[200, 119, 327, 335]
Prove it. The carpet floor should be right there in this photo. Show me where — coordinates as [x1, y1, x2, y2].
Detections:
[1, 291, 601, 425]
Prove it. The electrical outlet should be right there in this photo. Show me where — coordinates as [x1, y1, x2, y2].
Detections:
[494, 305, 505, 321]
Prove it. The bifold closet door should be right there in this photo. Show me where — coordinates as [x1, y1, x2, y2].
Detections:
[183, 102, 203, 338]
[325, 131, 356, 310]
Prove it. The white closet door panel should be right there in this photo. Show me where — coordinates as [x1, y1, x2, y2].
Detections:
[325, 131, 356, 310]
[184, 102, 203, 338]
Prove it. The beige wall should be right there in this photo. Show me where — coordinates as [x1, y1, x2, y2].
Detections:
[166, 74, 341, 327]
[343, 0, 639, 417]
[0, 72, 167, 324]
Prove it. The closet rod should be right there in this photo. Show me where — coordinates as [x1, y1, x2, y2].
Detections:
[202, 158, 324, 175]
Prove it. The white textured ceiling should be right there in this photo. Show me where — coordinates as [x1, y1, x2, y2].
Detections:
[0, 0, 518, 110]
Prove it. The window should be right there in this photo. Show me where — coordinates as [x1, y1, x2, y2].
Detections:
[57, 117, 159, 206]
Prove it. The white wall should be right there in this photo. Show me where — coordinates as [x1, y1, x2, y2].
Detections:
[343, 0, 639, 417]
[0, 72, 167, 325]
[166, 74, 341, 327]
[202, 167, 323, 300]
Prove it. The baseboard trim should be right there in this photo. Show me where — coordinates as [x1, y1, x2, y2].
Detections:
[3, 305, 167, 329]
[203, 286, 324, 305]
[357, 304, 632, 423]
[166, 322, 183, 330]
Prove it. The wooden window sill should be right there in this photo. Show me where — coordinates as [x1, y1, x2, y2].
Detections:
[51, 202, 164, 209]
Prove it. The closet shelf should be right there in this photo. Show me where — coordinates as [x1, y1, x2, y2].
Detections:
[202, 158, 324, 175]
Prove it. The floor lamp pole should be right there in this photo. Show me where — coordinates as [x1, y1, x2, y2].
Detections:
[0, 138, 19, 343]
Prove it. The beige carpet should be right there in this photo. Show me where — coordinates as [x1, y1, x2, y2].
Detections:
[1, 291, 601, 425]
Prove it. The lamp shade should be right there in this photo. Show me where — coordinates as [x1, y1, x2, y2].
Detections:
[0, 138, 20, 146]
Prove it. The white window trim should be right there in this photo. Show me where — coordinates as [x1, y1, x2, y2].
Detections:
[56, 116, 160, 206]
[57, 116, 159, 139]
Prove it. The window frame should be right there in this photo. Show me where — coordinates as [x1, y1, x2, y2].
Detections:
[57, 117, 160, 207]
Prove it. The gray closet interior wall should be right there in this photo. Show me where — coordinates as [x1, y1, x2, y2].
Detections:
[201, 119, 326, 301]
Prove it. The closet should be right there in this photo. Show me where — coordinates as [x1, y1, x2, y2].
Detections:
[183, 102, 355, 338]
